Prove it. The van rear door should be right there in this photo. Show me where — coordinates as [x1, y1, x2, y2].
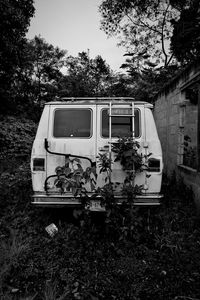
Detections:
[96, 103, 145, 193]
[46, 104, 96, 193]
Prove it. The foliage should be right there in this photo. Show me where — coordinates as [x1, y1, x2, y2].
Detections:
[1, 117, 200, 299]
[99, 0, 181, 68]
[13, 35, 67, 108]
[124, 63, 180, 101]
[98, 0, 200, 102]
[1, 164, 200, 299]
[112, 136, 142, 171]
[94, 137, 145, 224]
[105, 73, 135, 97]
[0, 34, 68, 118]
[99, 0, 194, 101]
[24, 36, 67, 102]
[0, 0, 35, 112]
[49, 135, 146, 216]
[0, 116, 37, 162]
[0, 0, 35, 77]
[53, 158, 97, 196]
[111, 136, 148, 204]
[171, 0, 200, 64]
[59, 52, 111, 97]
[97, 152, 112, 184]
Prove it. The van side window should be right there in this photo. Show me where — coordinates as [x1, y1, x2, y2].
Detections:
[102, 109, 140, 138]
[53, 109, 92, 138]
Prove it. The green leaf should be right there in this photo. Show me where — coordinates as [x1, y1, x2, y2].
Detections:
[63, 167, 71, 176]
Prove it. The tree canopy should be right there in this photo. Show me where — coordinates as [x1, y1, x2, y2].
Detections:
[60, 52, 111, 97]
[1, 0, 199, 116]
[23, 36, 67, 102]
[98, 0, 200, 101]
[99, 0, 198, 69]
[0, 0, 35, 113]
[0, 0, 35, 82]
[171, 0, 200, 64]
[99, 0, 181, 69]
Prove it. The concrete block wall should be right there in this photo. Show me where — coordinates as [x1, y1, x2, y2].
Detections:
[153, 63, 200, 208]
[153, 86, 181, 175]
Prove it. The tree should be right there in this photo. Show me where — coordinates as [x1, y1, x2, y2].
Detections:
[129, 64, 180, 102]
[99, 0, 196, 102]
[0, 0, 35, 85]
[171, 0, 200, 64]
[2, 36, 67, 117]
[23, 36, 67, 102]
[99, 0, 182, 69]
[105, 73, 135, 97]
[60, 52, 111, 97]
[0, 0, 35, 112]
[99, 0, 196, 71]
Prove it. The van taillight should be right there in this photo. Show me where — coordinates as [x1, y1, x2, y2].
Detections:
[148, 158, 160, 172]
[33, 158, 45, 171]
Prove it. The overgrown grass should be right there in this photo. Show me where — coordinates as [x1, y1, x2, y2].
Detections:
[1, 116, 200, 300]
[0, 162, 200, 300]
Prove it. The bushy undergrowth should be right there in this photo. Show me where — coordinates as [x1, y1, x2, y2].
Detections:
[0, 116, 200, 300]
[0, 115, 37, 163]
[1, 168, 200, 300]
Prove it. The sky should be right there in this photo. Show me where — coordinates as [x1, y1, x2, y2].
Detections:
[27, 0, 126, 72]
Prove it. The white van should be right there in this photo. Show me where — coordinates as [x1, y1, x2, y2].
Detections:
[31, 97, 163, 208]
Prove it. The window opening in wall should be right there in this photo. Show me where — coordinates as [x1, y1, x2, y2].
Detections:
[178, 93, 198, 170]
[177, 105, 185, 166]
[183, 134, 197, 169]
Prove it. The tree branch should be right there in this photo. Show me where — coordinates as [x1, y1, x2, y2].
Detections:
[139, 19, 162, 35]
[161, 3, 170, 66]
[166, 52, 174, 66]
[125, 13, 162, 36]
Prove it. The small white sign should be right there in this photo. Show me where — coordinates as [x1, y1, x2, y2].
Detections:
[45, 223, 58, 237]
[89, 200, 105, 212]
[111, 108, 132, 115]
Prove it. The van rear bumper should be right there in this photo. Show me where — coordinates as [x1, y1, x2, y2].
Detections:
[31, 193, 163, 207]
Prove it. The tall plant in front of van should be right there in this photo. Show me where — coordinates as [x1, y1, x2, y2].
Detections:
[112, 136, 144, 199]
[96, 136, 147, 241]
[98, 136, 145, 203]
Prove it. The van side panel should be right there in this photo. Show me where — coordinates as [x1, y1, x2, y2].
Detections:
[31, 105, 50, 192]
[144, 108, 163, 193]
[133, 106, 146, 189]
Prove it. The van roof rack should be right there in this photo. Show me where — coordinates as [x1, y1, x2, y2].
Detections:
[60, 97, 135, 102]
[45, 97, 153, 108]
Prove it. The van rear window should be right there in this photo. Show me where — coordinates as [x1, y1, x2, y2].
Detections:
[102, 109, 140, 138]
[53, 109, 92, 138]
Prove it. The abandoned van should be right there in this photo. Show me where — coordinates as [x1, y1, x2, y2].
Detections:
[31, 97, 163, 208]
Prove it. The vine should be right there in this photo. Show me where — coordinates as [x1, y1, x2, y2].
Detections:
[51, 136, 149, 210]
[112, 136, 151, 204]
[54, 157, 97, 196]
[112, 136, 143, 171]
[49, 136, 152, 240]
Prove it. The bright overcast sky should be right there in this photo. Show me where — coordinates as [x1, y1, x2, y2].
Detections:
[27, 0, 126, 72]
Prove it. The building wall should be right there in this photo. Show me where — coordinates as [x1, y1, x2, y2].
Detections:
[153, 64, 200, 207]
